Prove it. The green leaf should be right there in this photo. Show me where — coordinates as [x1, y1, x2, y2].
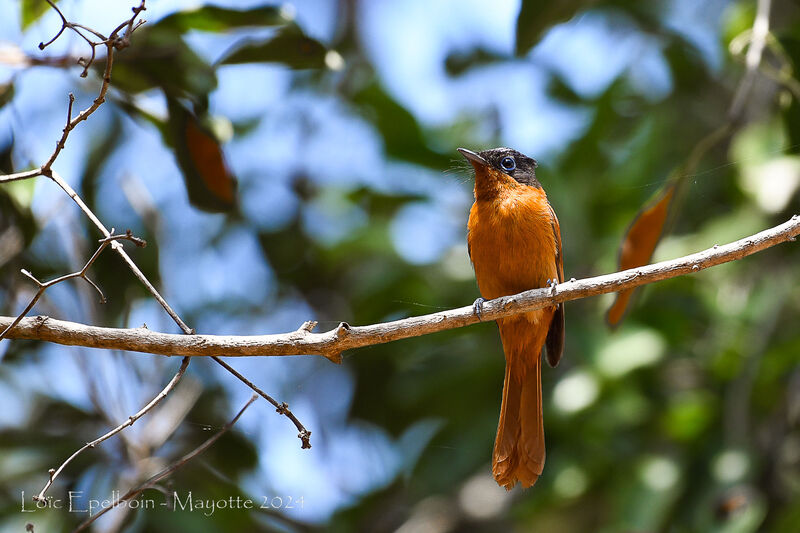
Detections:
[156, 5, 290, 33]
[661, 391, 715, 442]
[21, 0, 59, 30]
[0, 140, 38, 249]
[516, 0, 595, 55]
[778, 35, 800, 153]
[218, 24, 328, 69]
[5, 180, 35, 210]
[109, 25, 217, 100]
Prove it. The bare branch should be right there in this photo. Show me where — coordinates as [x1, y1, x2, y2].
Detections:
[37, 0, 70, 51]
[2, 215, 797, 361]
[40, 30, 115, 172]
[36, 0, 145, 78]
[0, 231, 146, 341]
[71, 23, 108, 43]
[729, 0, 772, 119]
[110, 0, 147, 49]
[0, 0, 148, 186]
[46, 171, 195, 336]
[71, 394, 258, 533]
[211, 356, 312, 448]
[0, 168, 44, 184]
[51, 172, 303, 442]
[35, 356, 191, 501]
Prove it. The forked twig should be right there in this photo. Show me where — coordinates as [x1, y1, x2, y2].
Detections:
[37, 0, 145, 78]
[212, 356, 311, 448]
[0, 231, 145, 341]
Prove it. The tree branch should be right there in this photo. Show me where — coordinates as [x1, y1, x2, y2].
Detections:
[729, 0, 771, 119]
[0, 168, 43, 184]
[46, 170, 195, 336]
[0, 1, 147, 184]
[0, 231, 145, 341]
[211, 356, 312, 448]
[3, 215, 797, 362]
[34, 356, 191, 501]
[71, 394, 258, 533]
[1, 0, 311, 449]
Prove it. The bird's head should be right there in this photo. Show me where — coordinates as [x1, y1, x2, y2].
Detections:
[458, 147, 541, 200]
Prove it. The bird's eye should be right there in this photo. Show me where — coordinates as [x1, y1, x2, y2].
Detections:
[500, 156, 516, 171]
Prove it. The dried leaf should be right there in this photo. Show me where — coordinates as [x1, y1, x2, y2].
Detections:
[168, 99, 237, 212]
[606, 181, 677, 326]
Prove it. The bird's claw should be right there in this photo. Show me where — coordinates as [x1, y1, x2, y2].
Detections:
[473, 297, 486, 321]
[547, 278, 558, 294]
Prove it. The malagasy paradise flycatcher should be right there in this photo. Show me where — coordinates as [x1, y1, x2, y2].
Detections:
[459, 147, 565, 490]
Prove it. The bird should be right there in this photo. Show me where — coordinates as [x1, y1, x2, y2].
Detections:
[459, 146, 564, 490]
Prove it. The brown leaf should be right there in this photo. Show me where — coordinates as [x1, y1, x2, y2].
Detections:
[606, 181, 677, 327]
[184, 117, 237, 207]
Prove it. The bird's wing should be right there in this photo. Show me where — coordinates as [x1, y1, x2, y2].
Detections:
[545, 204, 565, 367]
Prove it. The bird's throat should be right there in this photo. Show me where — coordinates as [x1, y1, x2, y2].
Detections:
[473, 167, 521, 202]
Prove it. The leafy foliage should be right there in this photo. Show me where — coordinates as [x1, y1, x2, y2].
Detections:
[1, 1, 800, 532]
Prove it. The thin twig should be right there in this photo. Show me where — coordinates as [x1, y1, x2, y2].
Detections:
[47, 171, 195, 335]
[211, 356, 311, 448]
[37, 0, 145, 78]
[0, 231, 144, 341]
[0, 0, 148, 186]
[71, 394, 258, 533]
[71, 22, 107, 42]
[729, 0, 772, 120]
[116, 178, 310, 445]
[35, 356, 191, 501]
[40, 29, 115, 172]
[110, 1, 147, 49]
[675, 0, 771, 179]
[0, 168, 44, 184]
[37, 0, 69, 50]
[2, 215, 798, 361]
[40, 2, 146, 171]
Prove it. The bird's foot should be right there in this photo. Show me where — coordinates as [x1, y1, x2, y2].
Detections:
[546, 278, 558, 295]
[473, 297, 486, 321]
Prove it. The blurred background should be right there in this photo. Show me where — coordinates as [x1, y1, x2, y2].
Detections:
[1, 0, 800, 531]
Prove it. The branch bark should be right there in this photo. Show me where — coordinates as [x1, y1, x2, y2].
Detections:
[3, 215, 797, 363]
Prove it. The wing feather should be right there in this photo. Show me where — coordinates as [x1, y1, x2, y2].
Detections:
[545, 204, 565, 367]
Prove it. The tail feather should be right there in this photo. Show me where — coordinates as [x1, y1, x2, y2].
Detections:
[492, 356, 545, 490]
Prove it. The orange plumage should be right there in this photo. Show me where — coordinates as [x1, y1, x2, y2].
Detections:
[460, 147, 564, 490]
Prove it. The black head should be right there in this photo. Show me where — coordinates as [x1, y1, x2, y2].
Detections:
[458, 147, 540, 187]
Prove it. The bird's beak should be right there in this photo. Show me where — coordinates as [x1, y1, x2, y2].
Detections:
[458, 147, 488, 167]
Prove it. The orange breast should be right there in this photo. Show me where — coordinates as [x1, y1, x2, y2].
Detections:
[468, 187, 558, 302]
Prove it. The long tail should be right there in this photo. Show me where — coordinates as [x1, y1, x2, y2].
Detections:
[493, 320, 547, 490]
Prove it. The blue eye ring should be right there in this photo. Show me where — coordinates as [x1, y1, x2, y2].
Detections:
[500, 156, 516, 171]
